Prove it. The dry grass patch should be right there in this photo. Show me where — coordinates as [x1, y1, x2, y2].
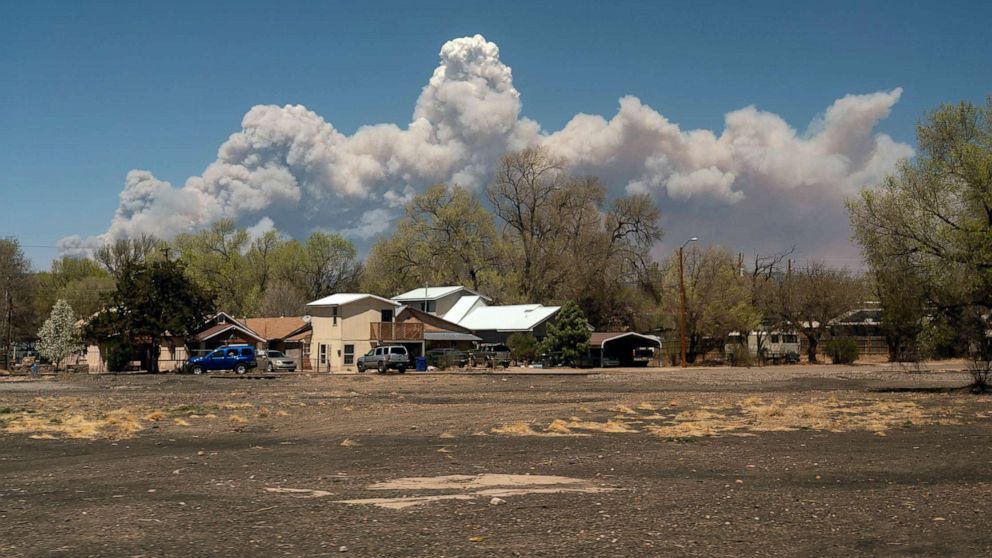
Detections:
[491, 422, 541, 436]
[4, 409, 144, 440]
[143, 410, 166, 422]
[217, 403, 253, 410]
[340, 438, 360, 447]
[646, 395, 961, 439]
[637, 402, 658, 411]
[229, 414, 248, 424]
[564, 418, 638, 433]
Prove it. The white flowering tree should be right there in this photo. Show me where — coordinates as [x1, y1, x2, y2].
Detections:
[37, 299, 82, 371]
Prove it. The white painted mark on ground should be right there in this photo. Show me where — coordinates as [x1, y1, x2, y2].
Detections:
[332, 473, 617, 509]
[264, 487, 333, 498]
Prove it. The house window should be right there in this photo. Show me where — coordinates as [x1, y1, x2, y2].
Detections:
[771, 334, 780, 343]
[319, 344, 327, 366]
[344, 344, 355, 365]
[303, 343, 310, 357]
[419, 300, 436, 313]
[381, 309, 393, 322]
[332, 307, 338, 326]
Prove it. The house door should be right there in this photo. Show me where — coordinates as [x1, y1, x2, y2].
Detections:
[381, 309, 393, 322]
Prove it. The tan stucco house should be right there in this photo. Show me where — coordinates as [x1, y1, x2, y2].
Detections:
[306, 293, 404, 373]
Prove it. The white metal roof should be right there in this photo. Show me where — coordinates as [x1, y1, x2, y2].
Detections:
[442, 295, 487, 324]
[457, 304, 560, 332]
[393, 286, 491, 302]
[306, 293, 400, 307]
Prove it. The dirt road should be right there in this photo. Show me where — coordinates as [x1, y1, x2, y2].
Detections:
[1, 365, 990, 556]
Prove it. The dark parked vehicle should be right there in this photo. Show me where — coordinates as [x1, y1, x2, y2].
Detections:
[356, 345, 410, 373]
[474, 344, 511, 368]
[259, 350, 296, 372]
[185, 345, 257, 375]
[427, 348, 468, 368]
[631, 347, 654, 366]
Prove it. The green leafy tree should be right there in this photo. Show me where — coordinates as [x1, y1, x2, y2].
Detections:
[37, 299, 82, 371]
[506, 332, 540, 364]
[86, 260, 213, 373]
[848, 97, 992, 361]
[662, 246, 759, 363]
[361, 184, 505, 298]
[173, 220, 256, 316]
[540, 301, 591, 366]
[35, 257, 115, 319]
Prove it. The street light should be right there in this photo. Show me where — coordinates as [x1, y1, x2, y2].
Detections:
[678, 237, 698, 368]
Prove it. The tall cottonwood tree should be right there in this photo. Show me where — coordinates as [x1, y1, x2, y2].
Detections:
[849, 97, 992, 358]
[486, 147, 663, 324]
[361, 184, 506, 299]
[95, 235, 163, 279]
[174, 220, 257, 316]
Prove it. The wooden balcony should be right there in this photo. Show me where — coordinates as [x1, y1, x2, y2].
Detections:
[370, 322, 424, 342]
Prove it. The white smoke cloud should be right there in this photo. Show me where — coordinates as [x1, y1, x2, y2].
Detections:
[66, 34, 913, 263]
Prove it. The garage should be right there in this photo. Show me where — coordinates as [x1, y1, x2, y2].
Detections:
[588, 332, 662, 367]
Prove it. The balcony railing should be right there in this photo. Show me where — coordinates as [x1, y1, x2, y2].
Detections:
[370, 322, 424, 342]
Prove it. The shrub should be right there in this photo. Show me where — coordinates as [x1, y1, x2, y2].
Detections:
[726, 343, 753, 367]
[826, 338, 859, 365]
[968, 359, 991, 393]
[506, 332, 539, 364]
[104, 339, 134, 372]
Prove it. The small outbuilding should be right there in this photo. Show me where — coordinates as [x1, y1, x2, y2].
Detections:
[587, 332, 662, 367]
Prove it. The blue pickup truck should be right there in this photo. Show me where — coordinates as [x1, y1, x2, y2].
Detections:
[185, 345, 257, 375]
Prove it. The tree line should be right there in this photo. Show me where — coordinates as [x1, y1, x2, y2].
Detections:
[2, 96, 990, 372]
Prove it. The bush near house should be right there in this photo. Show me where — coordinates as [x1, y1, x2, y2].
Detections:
[826, 338, 859, 365]
[506, 332, 539, 364]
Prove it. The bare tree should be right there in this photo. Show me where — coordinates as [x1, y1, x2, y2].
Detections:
[745, 247, 795, 360]
[770, 261, 863, 363]
[95, 234, 163, 279]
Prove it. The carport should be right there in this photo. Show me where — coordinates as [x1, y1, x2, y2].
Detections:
[588, 332, 662, 367]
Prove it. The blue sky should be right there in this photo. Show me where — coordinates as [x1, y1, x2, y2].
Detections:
[2, 0, 990, 269]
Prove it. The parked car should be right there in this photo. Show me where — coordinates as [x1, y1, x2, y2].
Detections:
[356, 345, 410, 373]
[631, 347, 654, 366]
[185, 345, 257, 375]
[427, 348, 468, 368]
[259, 350, 296, 372]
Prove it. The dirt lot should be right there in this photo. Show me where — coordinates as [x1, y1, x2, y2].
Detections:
[1, 364, 990, 557]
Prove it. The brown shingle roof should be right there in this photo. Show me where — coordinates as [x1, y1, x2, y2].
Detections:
[243, 317, 310, 341]
[191, 322, 266, 343]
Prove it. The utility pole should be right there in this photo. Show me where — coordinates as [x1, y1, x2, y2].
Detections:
[3, 285, 10, 371]
[678, 237, 698, 368]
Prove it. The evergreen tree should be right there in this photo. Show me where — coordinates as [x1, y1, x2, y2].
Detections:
[86, 260, 214, 373]
[37, 299, 82, 371]
[540, 301, 591, 366]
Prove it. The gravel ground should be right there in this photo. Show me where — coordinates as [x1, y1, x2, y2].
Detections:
[1, 364, 989, 557]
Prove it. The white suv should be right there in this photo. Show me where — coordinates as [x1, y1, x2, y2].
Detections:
[356, 345, 410, 373]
